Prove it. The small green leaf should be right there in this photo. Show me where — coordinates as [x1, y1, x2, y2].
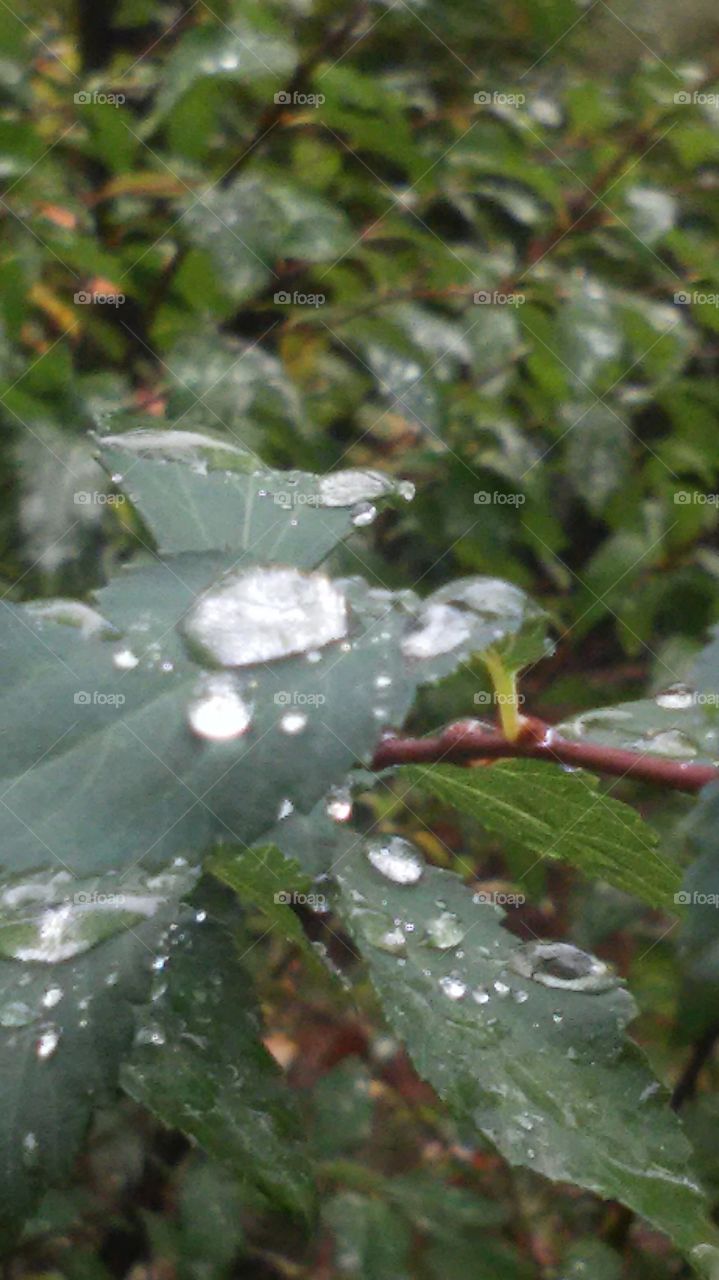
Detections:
[403, 760, 680, 908]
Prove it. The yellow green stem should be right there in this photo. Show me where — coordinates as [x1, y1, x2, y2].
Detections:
[482, 651, 522, 742]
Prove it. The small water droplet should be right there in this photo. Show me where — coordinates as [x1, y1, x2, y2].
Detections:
[135, 1023, 166, 1047]
[326, 786, 352, 823]
[113, 647, 139, 671]
[280, 711, 307, 735]
[654, 683, 697, 710]
[439, 974, 467, 1000]
[36, 1026, 60, 1060]
[493, 980, 510, 998]
[425, 911, 465, 949]
[42, 986, 63, 1010]
[187, 673, 253, 741]
[277, 797, 295, 820]
[472, 986, 490, 1004]
[351, 501, 377, 527]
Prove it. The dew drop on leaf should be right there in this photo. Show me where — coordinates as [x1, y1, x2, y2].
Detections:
[365, 836, 423, 885]
[654, 683, 697, 709]
[280, 711, 307, 735]
[182, 566, 347, 667]
[425, 911, 466, 949]
[509, 941, 618, 992]
[186, 673, 253, 741]
[36, 1026, 60, 1060]
[113, 647, 139, 670]
[439, 974, 467, 1000]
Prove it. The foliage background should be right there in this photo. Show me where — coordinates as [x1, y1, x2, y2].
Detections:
[4, 0, 719, 1275]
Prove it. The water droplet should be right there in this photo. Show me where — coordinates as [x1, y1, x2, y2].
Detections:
[25, 599, 115, 639]
[512, 989, 529, 1004]
[632, 728, 698, 759]
[552, 1011, 563, 1024]
[472, 986, 491, 1004]
[360, 912, 407, 954]
[401, 602, 471, 660]
[493, 980, 510, 998]
[365, 836, 423, 885]
[0, 1000, 34, 1027]
[654, 683, 697, 710]
[425, 911, 465, 949]
[439, 974, 467, 1000]
[113, 647, 139, 671]
[135, 1023, 166, 1047]
[280, 711, 307, 735]
[351, 501, 377, 527]
[318, 469, 408, 508]
[374, 674, 392, 689]
[277, 797, 295, 821]
[510, 941, 618, 992]
[36, 1025, 60, 1060]
[187, 673, 253, 741]
[42, 986, 63, 1010]
[183, 566, 348, 668]
[102, 428, 258, 475]
[326, 786, 352, 822]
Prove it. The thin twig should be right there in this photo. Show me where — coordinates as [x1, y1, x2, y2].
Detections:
[371, 717, 719, 793]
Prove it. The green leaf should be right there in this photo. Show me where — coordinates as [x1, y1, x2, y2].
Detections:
[98, 428, 414, 560]
[0, 572, 420, 877]
[121, 918, 313, 1216]
[335, 845, 713, 1258]
[182, 172, 351, 301]
[209, 843, 325, 967]
[557, 692, 719, 766]
[403, 760, 680, 908]
[147, 22, 297, 127]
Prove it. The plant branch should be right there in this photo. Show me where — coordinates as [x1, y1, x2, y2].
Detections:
[671, 1024, 719, 1110]
[371, 717, 719, 793]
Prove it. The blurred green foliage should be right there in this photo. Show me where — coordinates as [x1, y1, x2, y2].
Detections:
[5, 0, 719, 1275]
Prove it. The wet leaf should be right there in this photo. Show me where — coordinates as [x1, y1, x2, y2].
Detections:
[403, 760, 680, 908]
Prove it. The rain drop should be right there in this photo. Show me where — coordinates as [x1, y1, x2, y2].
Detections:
[510, 941, 618, 993]
[187, 673, 253, 741]
[280, 711, 307, 735]
[365, 836, 424, 885]
[654, 683, 697, 710]
[36, 1026, 60, 1060]
[425, 911, 466, 949]
[113, 647, 139, 671]
[439, 974, 467, 1000]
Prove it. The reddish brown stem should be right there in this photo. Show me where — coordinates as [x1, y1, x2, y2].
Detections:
[371, 719, 719, 793]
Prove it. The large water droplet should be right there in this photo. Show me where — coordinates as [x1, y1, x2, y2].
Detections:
[359, 911, 407, 954]
[318, 469, 413, 508]
[0, 1000, 35, 1028]
[401, 602, 471, 660]
[425, 911, 466, 949]
[183, 566, 348, 667]
[187, 673, 253, 741]
[0, 864, 199, 964]
[365, 836, 424, 885]
[351, 501, 377, 527]
[654, 683, 697, 710]
[510, 941, 618, 992]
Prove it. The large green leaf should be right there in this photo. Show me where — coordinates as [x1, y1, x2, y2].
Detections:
[402, 761, 680, 908]
[335, 844, 715, 1261]
[122, 917, 313, 1216]
[98, 427, 414, 561]
[0, 572, 420, 878]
